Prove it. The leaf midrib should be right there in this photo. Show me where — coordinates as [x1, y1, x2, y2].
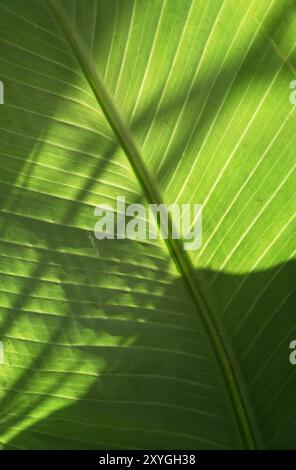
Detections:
[48, 0, 258, 450]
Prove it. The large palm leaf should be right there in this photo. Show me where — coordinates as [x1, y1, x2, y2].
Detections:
[0, 0, 295, 449]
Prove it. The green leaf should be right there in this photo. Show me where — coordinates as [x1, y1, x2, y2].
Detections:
[0, 0, 295, 450]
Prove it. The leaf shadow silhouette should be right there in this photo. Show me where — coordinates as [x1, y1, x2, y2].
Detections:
[1, 252, 295, 450]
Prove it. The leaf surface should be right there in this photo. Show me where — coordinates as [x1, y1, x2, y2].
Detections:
[0, 0, 295, 450]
